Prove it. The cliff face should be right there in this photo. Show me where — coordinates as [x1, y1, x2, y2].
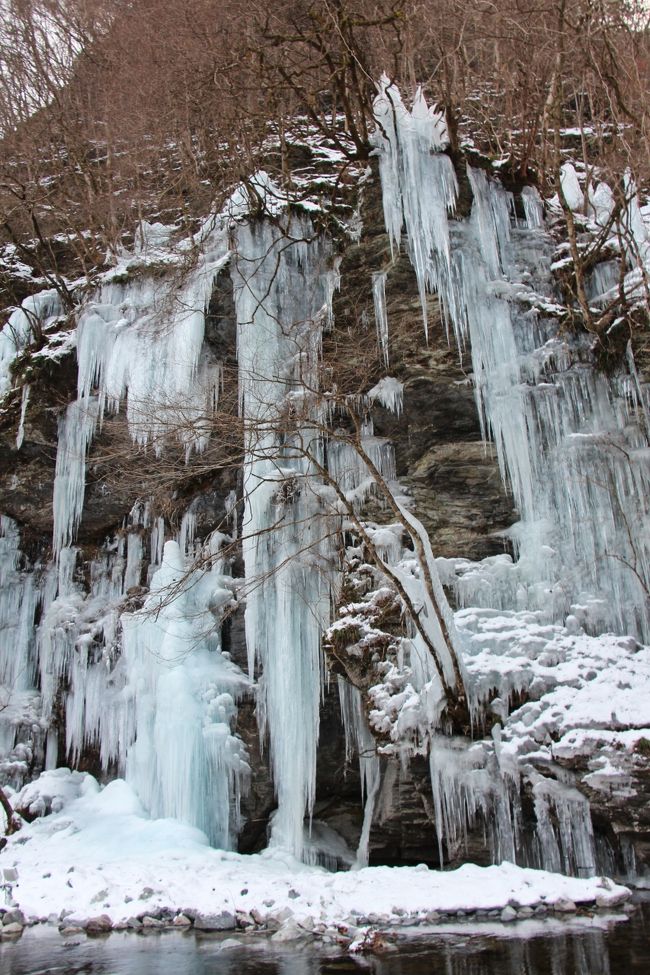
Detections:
[1, 121, 650, 882]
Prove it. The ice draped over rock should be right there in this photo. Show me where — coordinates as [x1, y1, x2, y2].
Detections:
[370, 80, 650, 643]
[53, 219, 230, 556]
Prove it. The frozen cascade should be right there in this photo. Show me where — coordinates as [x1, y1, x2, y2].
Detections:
[532, 775, 597, 878]
[120, 540, 249, 847]
[0, 502, 249, 845]
[371, 83, 650, 641]
[51, 220, 230, 554]
[232, 212, 339, 859]
[2, 209, 290, 849]
[338, 678, 381, 868]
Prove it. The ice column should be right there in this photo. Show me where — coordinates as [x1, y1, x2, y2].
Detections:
[120, 540, 249, 848]
[232, 212, 337, 859]
[338, 678, 381, 867]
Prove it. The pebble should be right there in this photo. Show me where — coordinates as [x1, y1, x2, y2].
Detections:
[500, 906, 518, 922]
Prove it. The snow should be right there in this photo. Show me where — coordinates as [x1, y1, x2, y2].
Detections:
[560, 163, 584, 212]
[0, 290, 64, 397]
[3, 778, 630, 928]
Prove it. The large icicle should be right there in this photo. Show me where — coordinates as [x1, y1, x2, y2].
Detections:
[370, 77, 457, 338]
[232, 207, 337, 860]
[338, 678, 381, 867]
[120, 540, 249, 847]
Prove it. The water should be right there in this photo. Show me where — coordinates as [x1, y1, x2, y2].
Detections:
[2, 901, 649, 975]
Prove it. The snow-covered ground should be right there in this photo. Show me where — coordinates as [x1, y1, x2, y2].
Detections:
[0, 771, 630, 943]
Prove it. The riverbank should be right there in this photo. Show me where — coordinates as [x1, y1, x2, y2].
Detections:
[0, 775, 632, 949]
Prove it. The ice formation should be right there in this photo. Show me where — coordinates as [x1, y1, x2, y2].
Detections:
[0, 77, 649, 890]
[370, 82, 650, 642]
[232, 212, 337, 858]
[52, 220, 229, 555]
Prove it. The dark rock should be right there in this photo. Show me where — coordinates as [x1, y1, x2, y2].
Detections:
[83, 915, 113, 933]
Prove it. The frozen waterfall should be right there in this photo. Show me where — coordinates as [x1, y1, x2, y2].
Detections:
[371, 81, 650, 642]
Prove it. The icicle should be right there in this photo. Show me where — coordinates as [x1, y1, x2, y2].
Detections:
[372, 271, 389, 365]
[52, 399, 99, 557]
[367, 376, 404, 416]
[15, 384, 30, 450]
[338, 678, 381, 867]
[370, 77, 458, 339]
[532, 776, 596, 877]
[521, 186, 545, 229]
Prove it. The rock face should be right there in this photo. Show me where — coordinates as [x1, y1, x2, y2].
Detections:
[332, 170, 514, 562]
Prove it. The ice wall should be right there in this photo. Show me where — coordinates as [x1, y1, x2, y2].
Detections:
[0, 507, 248, 846]
[0, 215, 250, 844]
[371, 81, 650, 642]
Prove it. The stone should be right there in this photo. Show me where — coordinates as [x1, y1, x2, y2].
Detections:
[141, 916, 163, 928]
[518, 907, 534, 918]
[2, 910, 25, 926]
[554, 898, 577, 913]
[1, 923, 23, 936]
[84, 915, 113, 933]
[126, 917, 142, 929]
[596, 890, 630, 908]
[193, 911, 236, 932]
[500, 906, 518, 922]
[60, 926, 84, 936]
[172, 913, 192, 927]
[235, 911, 254, 929]
[271, 919, 311, 943]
